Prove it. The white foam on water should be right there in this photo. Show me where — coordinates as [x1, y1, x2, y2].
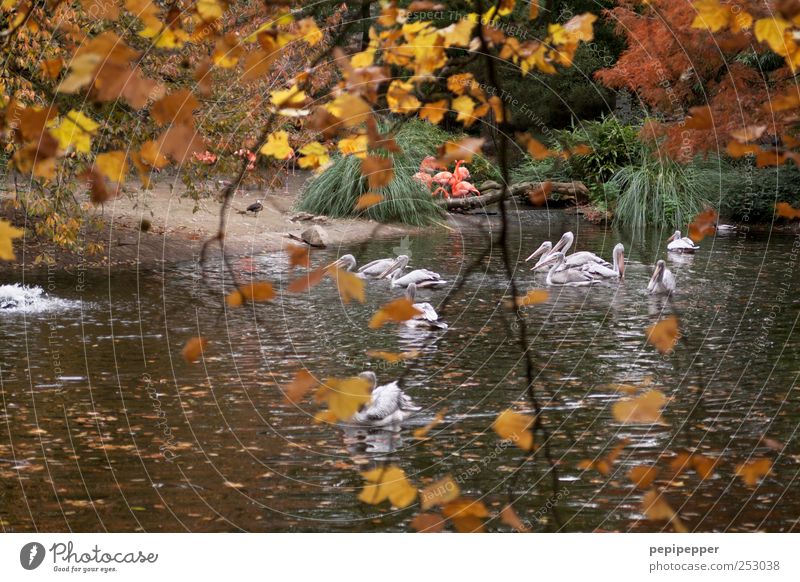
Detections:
[0, 284, 80, 314]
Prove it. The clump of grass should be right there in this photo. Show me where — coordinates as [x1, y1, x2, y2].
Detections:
[297, 119, 497, 224]
[611, 149, 726, 233]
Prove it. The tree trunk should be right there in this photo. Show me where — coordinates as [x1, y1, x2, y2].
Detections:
[440, 180, 590, 211]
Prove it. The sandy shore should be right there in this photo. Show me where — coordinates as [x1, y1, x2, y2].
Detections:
[2, 173, 423, 271]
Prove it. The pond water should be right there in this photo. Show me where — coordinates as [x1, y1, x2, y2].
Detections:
[1, 209, 798, 532]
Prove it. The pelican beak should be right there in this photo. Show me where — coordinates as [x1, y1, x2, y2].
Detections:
[324, 258, 343, 270]
[619, 253, 625, 279]
[648, 263, 662, 288]
[666, 233, 676, 242]
[525, 244, 547, 262]
[377, 258, 401, 279]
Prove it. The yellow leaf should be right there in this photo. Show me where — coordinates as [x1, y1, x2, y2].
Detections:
[612, 390, 667, 424]
[361, 156, 394, 189]
[260, 130, 293, 159]
[354, 192, 384, 211]
[316, 376, 372, 420]
[419, 99, 449, 124]
[196, 0, 224, 22]
[95, 151, 128, 183]
[50, 110, 99, 153]
[226, 282, 275, 307]
[646, 316, 679, 354]
[338, 134, 368, 159]
[330, 267, 365, 304]
[270, 87, 306, 108]
[436, 137, 484, 165]
[386, 80, 421, 114]
[451, 95, 476, 125]
[0, 219, 24, 261]
[326, 94, 371, 127]
[297, 141, 329, 170]
[690, 0, 729, 32]
[441, 16, 476, 48]
[492, 409, 535, 451]
[369, 297, 423, 329]
[441, 497, 489, 533]
[514, 289, 549, 307]
[182, 336, 208, 363]
[359, 465, 418, 508]
[754, 17, 792, 54]
[420, 475, 460, 510]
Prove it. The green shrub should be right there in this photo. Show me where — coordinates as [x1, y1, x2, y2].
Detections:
[298, 119, 497, 224]
[720, 163, 800, 221]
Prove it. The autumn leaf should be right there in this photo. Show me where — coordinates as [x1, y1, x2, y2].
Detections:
[640, 489, 688, 533]
[500, 504, 530, 532]
[316, 375, 372, 420]
[354, 192, 384, 211]
[83, 168, 118, 205]
[510, 289, 549, 308]
[436, 137, 484, 165]
[94, 151, 128, 183]
[683, 105, 712, 130]
[361, 156, 394, 189]
[386, 80, 421, 114]
[493, 409, 535, 451]
[338, 134, 368, 159]
[366, 350, 420, 363]
[441, 498, 489, 533]
[410, 513, 445, 532]
[50, 110, 99, 153]
[628, 465, 660, 489]
[527, 181, 552, 206]
[690, 0, 729, 32]
[688, 208, 717, 242]
[670, 452, 718, 480]
[283, 369, 317, 404]
[286, 266, 328, 293]
[286, 244, 310, 269]
[413, 408, 446, 439]
[182, 336, 208, 363]
[646, 316, 679, 354]
[419, 99, 448, 124]
[726, 141, 760, 158]
[0, 219, 24, 261]
[359, 465, 417, 508]
[578, 438, 629, 476]
[754, 17, 791, 54]
[150, 90, 199, 126]
[730, 125, 766, 143]
[226, 282, 275, 307]
[297, 141, 329, 170]
[523, 135, 552, 160]
[776, 202, 800, 219]
[420, 475, 460, 510]
[329, 267, 365, 304]
[735, 458, 773, 487]
[40, 58, 63, 80]
[369, 297, 422, 329]
[612, 390, 667, 424]
[260, 130, 293, 159]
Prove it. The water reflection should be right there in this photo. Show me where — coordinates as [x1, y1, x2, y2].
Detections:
[1, 211, 798, 532]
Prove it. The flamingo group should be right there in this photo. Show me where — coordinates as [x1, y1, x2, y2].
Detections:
[413, 157, 480, 199]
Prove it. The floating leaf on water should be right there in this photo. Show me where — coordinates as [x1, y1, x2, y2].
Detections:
[646, 317, 679, 354]
[181, 336, 208, 363]
[420, 475, 460, 510]
[612, 390, 667, 424]
[492, 409, 535, 451]
[366, 350, 420, 363]
[359, 465, 417, 508]
[578, 438, 629, 476]
[640, 489, 688, 533]
[628, 465, 660, 489]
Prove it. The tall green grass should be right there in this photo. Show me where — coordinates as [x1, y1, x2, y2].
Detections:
[611, 149, 727, 233]
[298, 119, 498, 225]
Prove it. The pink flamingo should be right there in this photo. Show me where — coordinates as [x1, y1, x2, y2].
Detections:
[413, 171, 434, 188]
[450, 180, 479, 198]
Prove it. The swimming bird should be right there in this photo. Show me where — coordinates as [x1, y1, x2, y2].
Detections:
[525, 241, 553, 265]
[552, 231, 611, 269]
[666, 230, 699, 253]
[379, 255, 448, 288]
[246, 199, 263, 214]
[348, 371, 421, 430]
[579, 243, 625, 279]
[327, 254, 408, 279]
[647, 260, 676, 295]
[404, 283, 447, 330]
[538, 252, 600, 286]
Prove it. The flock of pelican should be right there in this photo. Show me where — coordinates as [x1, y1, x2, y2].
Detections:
[327, 227, 702, 428]
[525, 229, 700, 294]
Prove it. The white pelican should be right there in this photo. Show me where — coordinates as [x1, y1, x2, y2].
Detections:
[327, 254, 409, 279]
[379, 255, 448, 288]
[555, 231, 611, 268]
[667, 230, 700, 253]
[579, 243, 625, 279]
[404, 283, 447, 330]
[525, 241, 553, 264]
[647, 260, 676, 295]
[348, 371, 421, 430]
[537, 252, 600, 287]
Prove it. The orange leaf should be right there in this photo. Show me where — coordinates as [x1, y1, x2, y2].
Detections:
[436, 137, 484, 165]
[646, 316, 679, 354]
[513, 289, 549, 307]
[442, 497, 489, 533]
[688, 208, 717, 242]
[684, 105, 712, 130]
[726, 140, 761, 158]
[492, 409, 535, 451]
[287, 266, 328, 293]
[354, 192, 384, 211]
[776, 202, 800, 219]
[361, 156, 394, 189]
[528, 181, 552, 206]
[226, 282, 275, 306]
[640, 489, 688, 532]
[369, 297, 422, 329]
[500, 504, 530, 532]
[410, 512, 445, 533]
[366, 350, 420, 363]
[420, 475, 460, 510]
[735, 458, 772, 487]
[612, 390, 667, 424]
[286, 244, 310, 269]
[419, 99, 449, 124]
[182, 336, 208, 363]
[330, 267, 365, 304]
[283, 369, 318, 403]
[628, 465, 660, 489]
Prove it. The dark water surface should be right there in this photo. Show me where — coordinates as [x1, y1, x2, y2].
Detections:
[1, 210, 799, 532]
